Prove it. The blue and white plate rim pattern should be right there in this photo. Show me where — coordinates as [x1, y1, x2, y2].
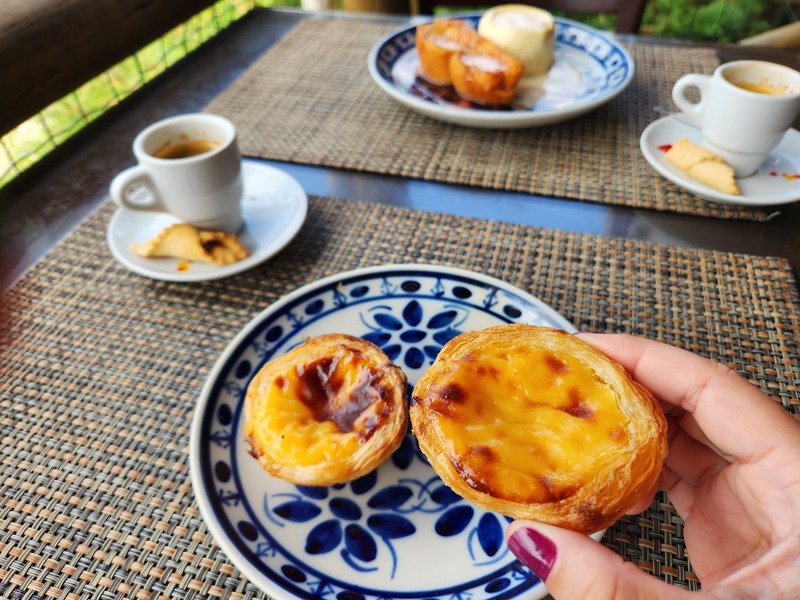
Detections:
[190, 263, 591, 600]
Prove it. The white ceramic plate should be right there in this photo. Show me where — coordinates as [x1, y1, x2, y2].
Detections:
[367, 16, 633, 129]
[107, 161, 308, 281]
[640, 114, 800, 206]
[190, 264, 600, 600]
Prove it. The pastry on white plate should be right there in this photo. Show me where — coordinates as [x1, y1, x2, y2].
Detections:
[416, 18, 476, 86]
[449, 37, 524, 106]
[131, 223, 250, 265]
[416, 17, 524, 106]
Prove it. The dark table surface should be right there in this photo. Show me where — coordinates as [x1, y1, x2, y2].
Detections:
[2, 7, 800, 290]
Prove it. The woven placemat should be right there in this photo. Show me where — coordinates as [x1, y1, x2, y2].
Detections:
[2, 196, 800, 599]
[204, 19, 772, 221]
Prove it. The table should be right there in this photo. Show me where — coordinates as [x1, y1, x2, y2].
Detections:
[1, 8, 799, 600]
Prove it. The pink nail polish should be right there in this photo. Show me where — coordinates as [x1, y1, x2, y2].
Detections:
[507, 527, 557, 581]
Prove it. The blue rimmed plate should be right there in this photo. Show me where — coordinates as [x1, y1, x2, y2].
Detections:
[190, 264, 593, 600]
[367, 16, 633, 129]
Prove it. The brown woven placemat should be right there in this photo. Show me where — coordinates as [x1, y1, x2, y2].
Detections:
[205, 19, 772, 221]
[2, 196, 800, 599]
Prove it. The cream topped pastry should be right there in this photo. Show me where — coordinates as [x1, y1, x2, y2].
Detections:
[416, 17, 524, 105]
[459, 53, 508, 73]
[478, 5, 555, 77]
[449, 41, 524, 106]
[416, 19, 477, 86]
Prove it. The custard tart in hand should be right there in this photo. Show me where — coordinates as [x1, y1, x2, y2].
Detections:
[410, 324, 667, 534]
[244, 334, 408, 486]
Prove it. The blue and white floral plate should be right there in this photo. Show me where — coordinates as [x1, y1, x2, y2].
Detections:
[190, 264, 592, 600]
[367, 16, 633, 129]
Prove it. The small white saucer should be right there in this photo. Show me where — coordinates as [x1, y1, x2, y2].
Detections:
[107, 161, 308, 282]
[640, 114, 800, 206]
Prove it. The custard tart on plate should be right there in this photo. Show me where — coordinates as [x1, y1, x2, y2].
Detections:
[244, 333, 408, 486]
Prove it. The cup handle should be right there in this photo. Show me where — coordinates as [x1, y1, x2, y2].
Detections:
[672, 73, 710, 125]
[110, 165, 166, 212]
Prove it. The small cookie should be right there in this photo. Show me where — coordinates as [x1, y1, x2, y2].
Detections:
[665, 138, 740, 195]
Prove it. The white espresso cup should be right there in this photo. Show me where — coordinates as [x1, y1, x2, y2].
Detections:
[672, 60, 800, 178]
[110, 113, 243, 233]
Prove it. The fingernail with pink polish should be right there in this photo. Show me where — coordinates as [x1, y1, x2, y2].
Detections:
[507, 527, 557, 581]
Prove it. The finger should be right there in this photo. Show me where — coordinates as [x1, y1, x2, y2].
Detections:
[657, 463, 699, 518]
[627, 463, 704, 527]
[626, 422, 720, 517]
[576, 333, 800, 464]
[505, 521, 693, 600]
[666, 416, 729, 485]
[671, 409, 730, 459]
[624, 475, 662, 514]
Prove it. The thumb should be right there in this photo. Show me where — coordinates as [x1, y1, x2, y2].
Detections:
[506, 520, 693, 600]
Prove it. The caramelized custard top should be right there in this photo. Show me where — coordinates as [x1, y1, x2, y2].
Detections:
[416, 345, 630, 505]
[251, 344, 394, 467]
[294, 354, 390, 438]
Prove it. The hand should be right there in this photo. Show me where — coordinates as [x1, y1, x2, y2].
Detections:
[505, 333, 800, 599]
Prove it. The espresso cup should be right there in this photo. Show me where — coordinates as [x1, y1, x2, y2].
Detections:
[672, 60, 800, 177]
[110, 113, 243, 233]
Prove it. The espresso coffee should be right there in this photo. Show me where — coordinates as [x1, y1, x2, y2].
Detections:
[673, 60, 800, 177]
[153, 139, 220, 159]
[732, 81, 790, 96]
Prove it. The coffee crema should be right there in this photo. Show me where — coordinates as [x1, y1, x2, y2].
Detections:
[152, 139, 220, 159]
[732, 81, 791, 96]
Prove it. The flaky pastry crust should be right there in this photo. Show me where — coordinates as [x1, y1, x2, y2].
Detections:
[416, 18, 524, 105]
[244, 334, 408, 486]
[410, 324, 667, 534]
[131, 223, 250, 265]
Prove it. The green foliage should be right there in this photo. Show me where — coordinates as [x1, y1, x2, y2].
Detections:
[0, 0, 252, 187]
[643, 0, 771, 41]
[0, 0, 783, 189]
[440, 0, 773, 42]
